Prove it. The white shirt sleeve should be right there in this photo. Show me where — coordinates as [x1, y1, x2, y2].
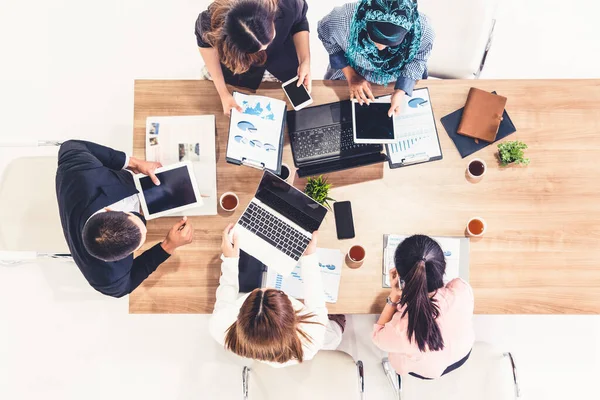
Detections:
[296, 253, 328, 361]
[208, 255, 241, 346]
[122, 154, 130, 170]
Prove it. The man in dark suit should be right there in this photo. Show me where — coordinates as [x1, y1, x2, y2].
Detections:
[56, 140, 194, 298]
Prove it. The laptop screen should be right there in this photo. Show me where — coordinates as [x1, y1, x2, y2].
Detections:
[255, 171, 327, 233]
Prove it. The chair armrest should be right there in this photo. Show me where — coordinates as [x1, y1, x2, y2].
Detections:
[503, 352, 521, 398]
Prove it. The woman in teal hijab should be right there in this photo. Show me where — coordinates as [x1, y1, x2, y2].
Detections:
[318, 0, 434, 116]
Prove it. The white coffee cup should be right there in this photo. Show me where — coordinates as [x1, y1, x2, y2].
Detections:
[466, 217, 487, 237]
[467, 158, 487, 180]
[219, 192, 239, 212]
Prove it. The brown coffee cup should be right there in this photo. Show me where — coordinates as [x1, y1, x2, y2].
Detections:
[346, 245, 366, 269]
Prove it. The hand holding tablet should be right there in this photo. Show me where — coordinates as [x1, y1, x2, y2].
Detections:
[133, 161, 204, 220]
[352, 99, 397, 144]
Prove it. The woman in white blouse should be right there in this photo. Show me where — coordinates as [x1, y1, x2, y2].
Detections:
[209, 224, 345, 367]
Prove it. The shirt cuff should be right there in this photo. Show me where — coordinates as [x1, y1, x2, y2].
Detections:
[291, 21, 310, 35]
[122, 154, 130, 170]
[394, 77, 417, 96]
[329, 51, 349, 70]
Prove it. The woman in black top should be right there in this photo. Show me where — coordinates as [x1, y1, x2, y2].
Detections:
[195, 0, 311, 116]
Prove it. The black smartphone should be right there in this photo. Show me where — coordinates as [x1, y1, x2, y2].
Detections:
[333, 201, 355, 240]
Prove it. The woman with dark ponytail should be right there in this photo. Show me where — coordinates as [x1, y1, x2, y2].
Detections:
[372, 235, 474, 379]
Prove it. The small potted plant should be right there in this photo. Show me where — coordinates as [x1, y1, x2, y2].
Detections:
[304, 175, 335, 210]
[497, 140, 530, 166]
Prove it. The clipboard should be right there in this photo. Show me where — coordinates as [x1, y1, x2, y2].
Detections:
[225, 91, 287, 175]
[381, 88, 443, 169]
[382, 234, 470, 288]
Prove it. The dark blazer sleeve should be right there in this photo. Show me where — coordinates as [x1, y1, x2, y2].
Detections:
[291, 0, 309, 35]
[58, 140, 127, 172]
[101, 243, 171, 298]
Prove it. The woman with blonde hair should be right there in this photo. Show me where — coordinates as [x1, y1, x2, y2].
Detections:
[210, 224, 345, 366]
[195, 0, 312, 116]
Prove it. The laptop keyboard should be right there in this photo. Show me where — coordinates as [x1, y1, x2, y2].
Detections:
[239, 202, 310, 261]
[292, 124, 372, 161]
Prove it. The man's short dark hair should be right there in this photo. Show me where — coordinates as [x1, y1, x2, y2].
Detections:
[82, 211, 143, 262]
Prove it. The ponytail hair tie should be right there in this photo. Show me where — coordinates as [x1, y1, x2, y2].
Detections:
[421, 257, 427, 262]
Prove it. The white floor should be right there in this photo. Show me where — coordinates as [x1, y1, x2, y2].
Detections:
[0, 1, 599, 399]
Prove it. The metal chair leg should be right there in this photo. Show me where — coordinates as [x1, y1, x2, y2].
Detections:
[475, 19, 496, 79]
[382, 358, 401, 400]
[503, 352, 521, 398]
[356, 360, 365, 399]
[242, 366, 250, 400]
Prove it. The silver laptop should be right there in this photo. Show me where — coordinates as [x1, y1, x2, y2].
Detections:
[233, 171, 327, 276]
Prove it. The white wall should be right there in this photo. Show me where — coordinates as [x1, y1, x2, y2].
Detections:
[1, 1, 599, 399]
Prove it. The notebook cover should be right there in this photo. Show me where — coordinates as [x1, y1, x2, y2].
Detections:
[457, 88, 507, 143]
[441, 92, 517, 158]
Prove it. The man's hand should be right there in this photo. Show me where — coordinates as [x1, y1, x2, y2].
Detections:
[304, 231, 319, 256]
[388, 89, 405, 117]
[128, 157, 162, 186]
[161, 217, 194, 254]
[221, 223, 239, 258]
[221, 93, 243, 117]
[297, 60, 312, 94]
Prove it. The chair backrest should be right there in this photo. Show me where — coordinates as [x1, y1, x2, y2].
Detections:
[247, 351, 362, 400]
[418, 0, 498, 79]
[400, 342, 517, 400]
[0, 156, 69, 254]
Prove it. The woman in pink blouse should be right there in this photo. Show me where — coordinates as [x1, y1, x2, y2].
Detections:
[372, 235, 475, 379]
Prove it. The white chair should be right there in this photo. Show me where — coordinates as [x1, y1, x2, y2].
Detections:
[0, 141, 70, 264]
[383, 342, 521, 399]
[242, 350, 365, 400]
[418, 0, 498, 79]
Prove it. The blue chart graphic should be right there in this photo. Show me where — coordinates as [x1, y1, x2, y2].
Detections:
[408, 98, 428, 108]
[389, 136, 426, 153]
[241, 101, 276, 121]
[237, 121, 257, 132]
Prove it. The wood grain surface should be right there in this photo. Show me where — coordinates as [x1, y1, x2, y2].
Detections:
[130, 79, 600, 314]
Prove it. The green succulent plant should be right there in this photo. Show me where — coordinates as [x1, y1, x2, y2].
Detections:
[498, 140, 530, 166]
[304, 175, 335, 210]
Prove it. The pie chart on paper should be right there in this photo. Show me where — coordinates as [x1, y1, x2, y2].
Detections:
[408, 98, 428, 108]
[237, 121, 258, 132]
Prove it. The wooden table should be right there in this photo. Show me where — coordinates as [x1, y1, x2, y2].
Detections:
[130, 79, 600, 315]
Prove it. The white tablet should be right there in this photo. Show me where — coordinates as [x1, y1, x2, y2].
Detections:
[134, 161, 203, 220]
[352, 99, 397, 144]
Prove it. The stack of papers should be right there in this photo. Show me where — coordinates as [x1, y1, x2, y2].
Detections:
[265, 248, 343, 303]
[145, 115, 217, 215]
[383, 235, 465, 288]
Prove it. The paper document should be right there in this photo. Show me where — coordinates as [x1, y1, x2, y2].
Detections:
[227, 92, 286, 172]
[382, 88, 441, 164]
[383, 235, 463, 288]
[265, 248, 343, 303]
[145, 115, 217, 215]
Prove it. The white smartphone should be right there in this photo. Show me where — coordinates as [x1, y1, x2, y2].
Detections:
[282, 76, 313, 111]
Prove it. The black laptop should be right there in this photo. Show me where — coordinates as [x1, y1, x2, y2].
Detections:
[287, 100, 388, 177]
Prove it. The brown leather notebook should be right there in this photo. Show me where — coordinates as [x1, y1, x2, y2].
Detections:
[457, 88, 507, 143]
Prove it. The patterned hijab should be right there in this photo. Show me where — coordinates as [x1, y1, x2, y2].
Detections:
[346, 0, 422, 85]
